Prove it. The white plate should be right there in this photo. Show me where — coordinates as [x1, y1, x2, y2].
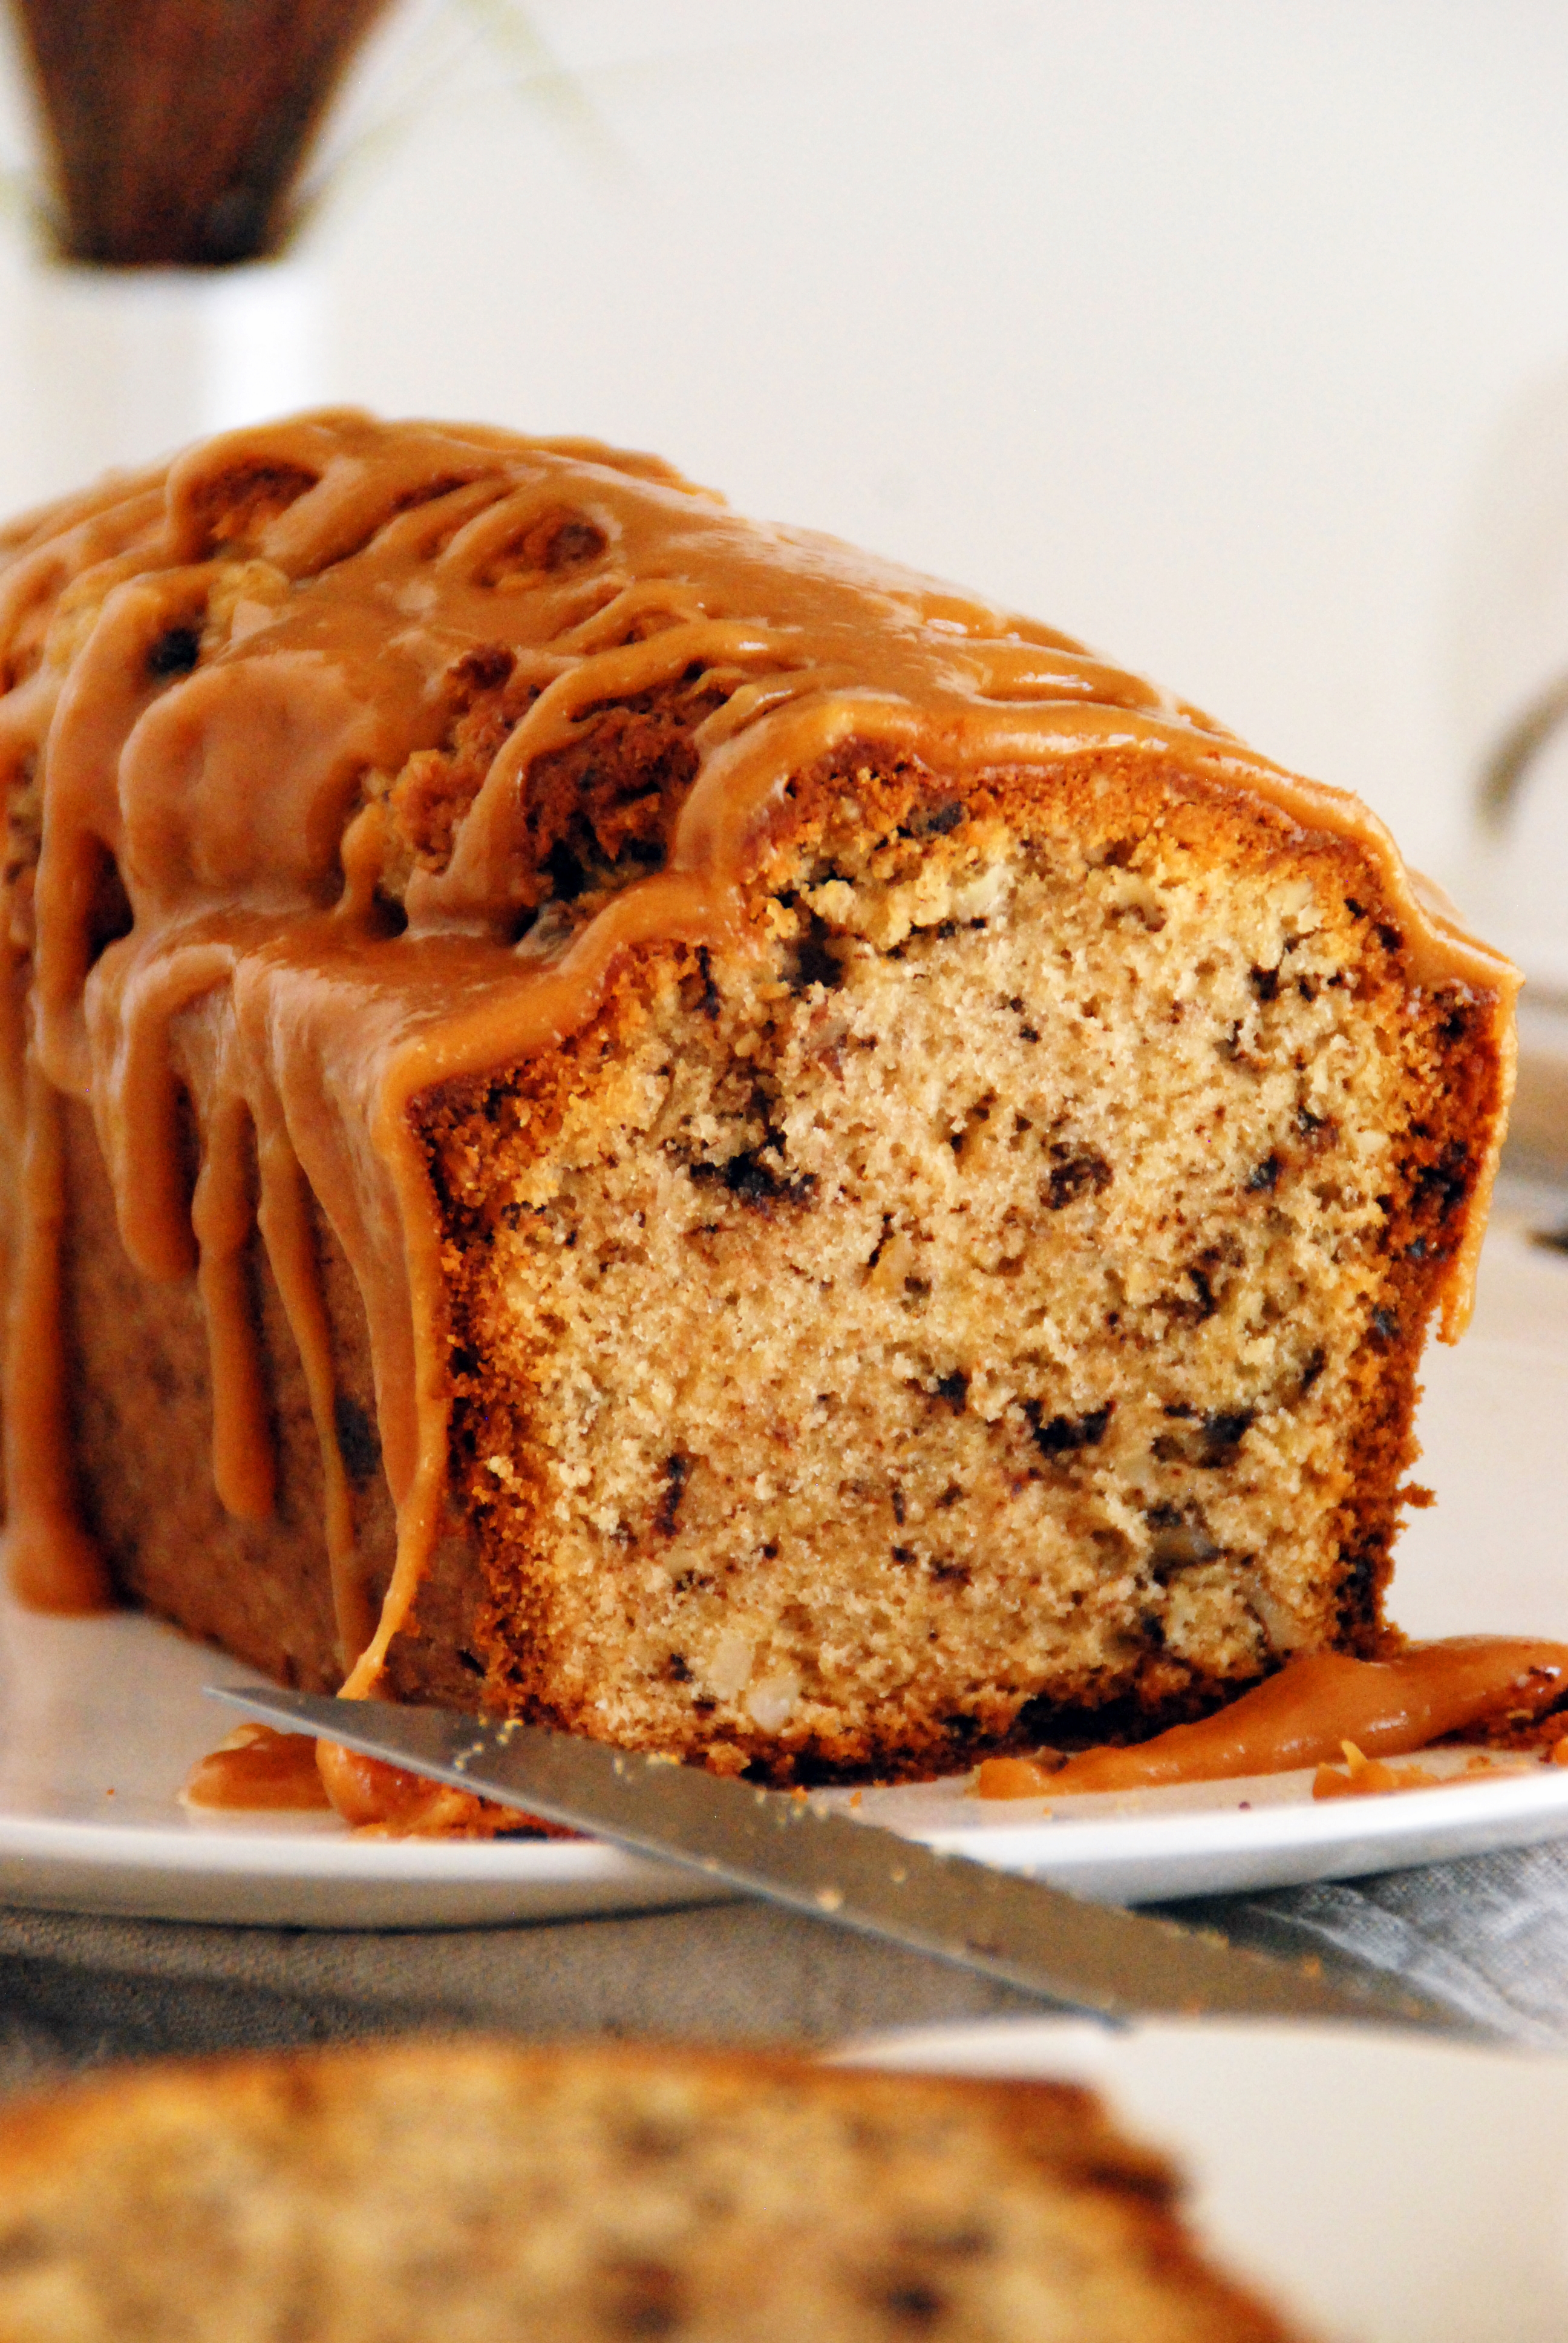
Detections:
[2, 1191, 1566, 1930]
[838, 2016, 1568, 2343]
[0, 1597, 711, 1930]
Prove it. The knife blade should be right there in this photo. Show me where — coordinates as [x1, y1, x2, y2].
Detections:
[207, 1685, 1475, 2034]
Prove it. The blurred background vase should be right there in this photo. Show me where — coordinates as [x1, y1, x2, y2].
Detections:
[0, 0, 393, 504]
[11, 245, 325, 504]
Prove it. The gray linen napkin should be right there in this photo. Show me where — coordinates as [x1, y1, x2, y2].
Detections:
[2, 1840, 1566, 2088]
[1163, 1840, 1568, 2050]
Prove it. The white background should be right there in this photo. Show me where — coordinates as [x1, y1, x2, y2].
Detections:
[4, 1, 1568, 886]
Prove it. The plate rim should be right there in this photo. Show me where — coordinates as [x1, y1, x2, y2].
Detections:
[915, 1759, 1568, 1862]
[3, 1744, 1568, 1916]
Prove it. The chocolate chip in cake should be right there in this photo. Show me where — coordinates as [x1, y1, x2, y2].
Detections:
[1197, 1409, 1253, 1467]
[714, 1150, 817, 1211]
[543, 837, 587, 900]
[1413, 1141, 1469, 1220]
[655, 1453, 691, 1536]
[333, 1392, 381, 1483]
[1025, 1400, 1112, 1457]
[878, 2278, 949, 2325]
[789, 914, 843, 993]
[1154, 1407, 1253, 1469]
[1044, 1144, 1111, 1210]
[146, 625, 201, 677]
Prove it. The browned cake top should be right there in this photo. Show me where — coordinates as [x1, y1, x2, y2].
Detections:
[0, 409, 1506, 980]
[0, 411, 1518, 1680]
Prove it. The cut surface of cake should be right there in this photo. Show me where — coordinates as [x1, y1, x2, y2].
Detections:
[0, 412, 1517, 1788]
[0, 2038, 1296, 2340]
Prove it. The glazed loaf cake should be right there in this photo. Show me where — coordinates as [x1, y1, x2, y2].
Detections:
[0, 413, 1515, 1785]
[0, 2039, 1294, 2340]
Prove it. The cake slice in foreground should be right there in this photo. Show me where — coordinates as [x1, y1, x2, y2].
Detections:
[0, 413, 1516, 1788]
[0, 2039, 1296, 2341]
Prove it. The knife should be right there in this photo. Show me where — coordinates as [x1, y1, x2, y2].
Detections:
[208, 1685, 1475, 2034]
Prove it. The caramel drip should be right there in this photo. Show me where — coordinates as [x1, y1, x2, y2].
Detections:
[252, 1110, 370, 1665]
[2, 1052, 113, 1609]
[973, 1637, 1568, 1798]
[315, 1743, 477, 1832]
[183, 1723, 331, 1812]
[192, 1092, 274, 1521]
[312, 1742, 564, 1838]
[183, 1723, 524, 1836]
[0, 413, 1522, 1804]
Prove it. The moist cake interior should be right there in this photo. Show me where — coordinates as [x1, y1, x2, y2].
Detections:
[420, 756, 1475, 1781]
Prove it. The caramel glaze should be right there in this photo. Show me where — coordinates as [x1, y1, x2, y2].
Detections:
[973, 1637, 1568, 1797]
[0, 412, 1521, 1821]
[182, 1723, 537, 1834]
[184, 1723, 331, 1811]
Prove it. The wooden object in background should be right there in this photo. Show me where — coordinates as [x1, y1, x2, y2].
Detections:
[11, 0, 392, 266]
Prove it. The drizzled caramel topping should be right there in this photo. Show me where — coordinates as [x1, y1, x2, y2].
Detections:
[183, 1723, 332, 1812]
[973, 1637, 1568, 1797]
[0, 413, 1520, 1788]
